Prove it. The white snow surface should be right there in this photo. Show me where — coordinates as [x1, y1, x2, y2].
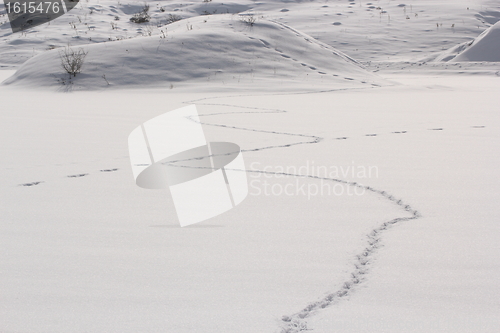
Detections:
[1, 1, 499, 333]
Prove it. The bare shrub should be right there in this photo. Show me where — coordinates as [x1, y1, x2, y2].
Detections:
[166, 14, 182, 24]
[130, 4, 150, 23]
[239, 14, 256, 26]
[59, 47, 88, 77]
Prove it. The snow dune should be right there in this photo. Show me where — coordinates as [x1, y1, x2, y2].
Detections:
[2, 15, 386, 90]
[452, 20, 500, 61]
[431, 20, 500, 62]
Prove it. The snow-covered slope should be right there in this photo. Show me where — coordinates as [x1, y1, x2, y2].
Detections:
[2, 14, 386, 90]
[1, 0, 499, 70]
[452, 20, 500, 61]
[265, 0, 500, 62]
[429, 20, 500, 62]
[0, 1, 255, 69]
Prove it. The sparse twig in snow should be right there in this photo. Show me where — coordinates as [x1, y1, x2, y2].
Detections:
[239, 14, 257, 26]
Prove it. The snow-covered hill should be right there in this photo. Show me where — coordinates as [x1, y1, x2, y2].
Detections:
[453, 20, 499, 62]
[427, 20, 500, 62]
[2, 14, 387, 90]
[1, 0, 499, 70]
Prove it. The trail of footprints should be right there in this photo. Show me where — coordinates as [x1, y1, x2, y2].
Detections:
[335, 128, 417, 140]
[179, 100, 488, 332]
[178, 101, 484, 333]
[15, 95, 488, 332]
[334, 126, 485, 141]
[17, 126, 486, 188]
[248, 34, 373, 85]
[18, 169, 119, 187]
[279, 127, 488, 332]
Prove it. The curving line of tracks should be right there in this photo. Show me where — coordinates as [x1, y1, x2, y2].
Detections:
[16, 88, 422, 333]
[179, 93, 421, 333]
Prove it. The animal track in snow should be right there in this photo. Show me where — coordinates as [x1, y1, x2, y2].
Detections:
[15, 88, 477, 331]
[19, 168, 122, 187]
[258, 38, 271, 47]
[19, 181, 43, 187]
[67, 173, 89, 178]
[178, 94, 425, 333]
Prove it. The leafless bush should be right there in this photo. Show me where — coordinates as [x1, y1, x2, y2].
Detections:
[130, 4, 150, 23]
[59, 47, 88, 77]
[166, 14, 182, 24]
[239, 14, 256, 26]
